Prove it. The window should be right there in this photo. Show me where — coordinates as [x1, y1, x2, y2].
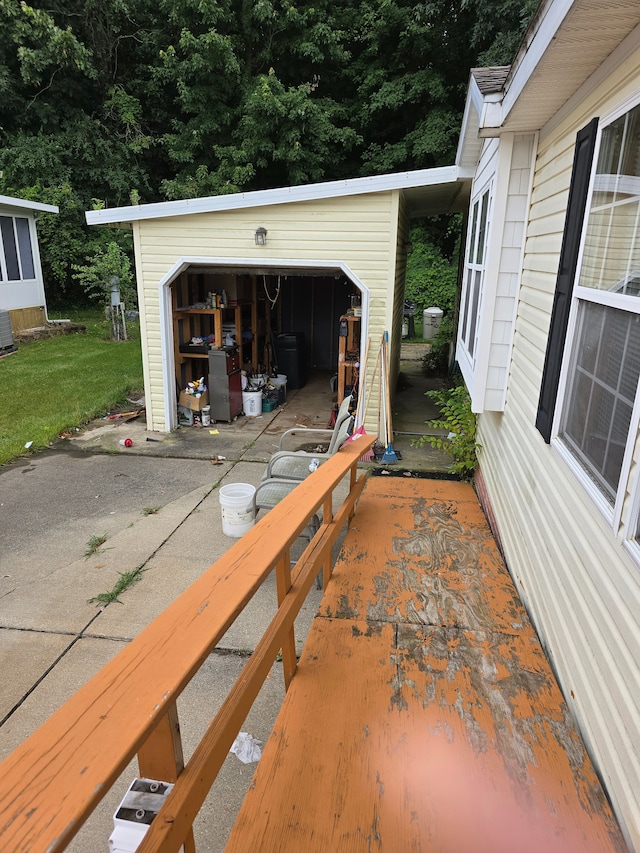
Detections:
[0, 215, 35, 282]
[561, 303, 640, 501]
[460, 187, 490, 360]
[554, 101, 640, 511]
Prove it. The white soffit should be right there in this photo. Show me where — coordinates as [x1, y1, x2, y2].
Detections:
[85, 166, 471, 226]
[498, 0, 640, 133]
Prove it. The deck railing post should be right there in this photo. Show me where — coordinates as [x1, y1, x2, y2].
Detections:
[275, 548, 297, 689]
[349, 463, 357, 518]
[137, 701, 196, 853]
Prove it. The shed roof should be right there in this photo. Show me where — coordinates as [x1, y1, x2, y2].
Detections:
[0, 195, 59, 215]
[86, 166, 472, 227]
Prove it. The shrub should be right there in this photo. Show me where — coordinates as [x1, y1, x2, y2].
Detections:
[414, 384, 480, 478]
[72, 241, 137, 309]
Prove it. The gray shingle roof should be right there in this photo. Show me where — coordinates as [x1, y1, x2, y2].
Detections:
[471, 66, 511, 95]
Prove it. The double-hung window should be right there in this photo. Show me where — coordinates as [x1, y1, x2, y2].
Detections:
[0, 215, 36, 282]
[544, 100, 640, 520]
[460, 186, 491, 362]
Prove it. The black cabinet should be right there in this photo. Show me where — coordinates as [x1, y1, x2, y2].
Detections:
[208, 347, 243, 422]
[274, 333, 306, 389]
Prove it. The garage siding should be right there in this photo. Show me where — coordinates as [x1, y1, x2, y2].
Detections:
[135, 193, 398, 430]
[476, 48, 640, 847]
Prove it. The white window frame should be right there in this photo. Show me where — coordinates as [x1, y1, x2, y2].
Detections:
[0, 214, 37, 283]
[459, 181, 492, 368]
[553, 93, 640, 533]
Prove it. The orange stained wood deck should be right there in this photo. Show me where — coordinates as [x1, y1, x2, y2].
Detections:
[226, 476, 625, 853]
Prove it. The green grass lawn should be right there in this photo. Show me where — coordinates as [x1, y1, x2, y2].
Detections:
[0, 310, 143, 466]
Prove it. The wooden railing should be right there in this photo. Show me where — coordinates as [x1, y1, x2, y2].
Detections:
[0, 436, 374, 853]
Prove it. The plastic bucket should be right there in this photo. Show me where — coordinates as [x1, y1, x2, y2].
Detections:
[423, 307, 444, 340]
[270, 374, 287, 404]
[242, 390, 262, 417]
[219, 483, 256, 538]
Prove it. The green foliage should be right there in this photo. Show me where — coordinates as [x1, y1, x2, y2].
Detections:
[462, 0, 539, 66]
[72, 242, 137, 309]
[405, 219, 460, 315]
[405, 218, 460, 375]
[89, 564, 147, 606]
[414, 384, 480, 478]
[85, 534, 109, 558]
[422, 315, 455, 375]
[0, 0, 539, 302]
[0, 313, 143, 465]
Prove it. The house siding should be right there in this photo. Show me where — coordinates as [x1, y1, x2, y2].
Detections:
[459, 134, 535, 412]
[134, 193, 398, 430]
[477, 49, 640, 848]
[0, 206, 47, 317]
[390, 192, 408, 388]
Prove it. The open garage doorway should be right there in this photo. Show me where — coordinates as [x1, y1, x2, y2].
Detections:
[164, 259, 368, 429]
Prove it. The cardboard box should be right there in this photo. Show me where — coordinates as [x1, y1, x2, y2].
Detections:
[179, 389, 209, 412]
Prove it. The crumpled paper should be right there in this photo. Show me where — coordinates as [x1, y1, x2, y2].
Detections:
[229, 732, 262, 764]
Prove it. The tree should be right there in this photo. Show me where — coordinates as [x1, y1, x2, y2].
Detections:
[72, 240, 136, 308]
[0, 0, 541, 306]
[462, 0, 539, 66]
[405, 219, 461, 316]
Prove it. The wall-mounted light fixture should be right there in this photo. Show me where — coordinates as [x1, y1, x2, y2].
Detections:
[255, 227, 267, 246]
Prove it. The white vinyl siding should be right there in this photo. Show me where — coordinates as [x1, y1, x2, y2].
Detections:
[389, 192, 410, 390]
[475, 47, 640, 849]
[457, 133, 535, 412]
[0, 207, 47, 313]
[134, 193, 399, 431]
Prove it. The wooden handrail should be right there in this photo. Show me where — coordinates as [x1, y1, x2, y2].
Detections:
[0, 436, 373, 852]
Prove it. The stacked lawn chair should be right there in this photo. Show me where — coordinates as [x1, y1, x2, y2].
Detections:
[262, 394, 355, 481]
[254, 394, 356, 545]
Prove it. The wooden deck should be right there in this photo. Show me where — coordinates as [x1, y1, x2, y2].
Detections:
[226, 476, 625, 852]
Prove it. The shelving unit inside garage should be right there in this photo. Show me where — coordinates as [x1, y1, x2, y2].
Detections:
[337, 314, 361, 404]
[172, 271, 263, 390]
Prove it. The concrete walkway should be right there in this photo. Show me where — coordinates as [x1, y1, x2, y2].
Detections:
[0, 351, 447, 851]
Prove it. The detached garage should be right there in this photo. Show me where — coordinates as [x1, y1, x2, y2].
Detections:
[86, 168, 470, 432]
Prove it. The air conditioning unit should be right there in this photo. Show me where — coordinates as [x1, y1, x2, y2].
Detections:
[0, 310, 16, 354]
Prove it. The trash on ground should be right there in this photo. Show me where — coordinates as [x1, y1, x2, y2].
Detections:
[229, 732, 262, 764]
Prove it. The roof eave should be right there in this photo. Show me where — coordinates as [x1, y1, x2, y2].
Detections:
[85, 166, 464, 226]
[0, 195, 59, 215]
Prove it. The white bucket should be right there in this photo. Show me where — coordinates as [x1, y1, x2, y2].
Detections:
[219, 483, 256, 538]
[423, 307, 444, 340]
[270, 374, 287, 403]
[242, 390, 262, 416]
